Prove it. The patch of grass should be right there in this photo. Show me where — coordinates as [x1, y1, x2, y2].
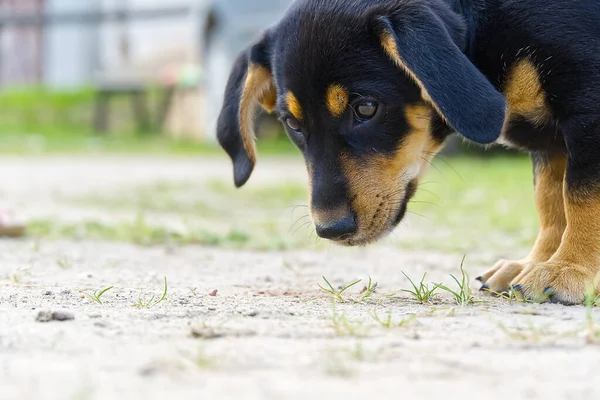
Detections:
[330, 308, 368, 337]
[80, 286, 114, 305]
[437, 256, 477, 305]
[584, 286, 600, 344]
[319, 276, 362, 302]
[193, 346, 215, 370]
[56, 255, 72, 270]
[28, 218, 255, 248]
[401, 272, 441, 304]
[396, 154, 537, 253]
[5, 266, 32, 283]
[133, 277, 168, 308]
[370, 311, 417, 328]
[0, 86, 298, 156]
[318, 276, 381, 303]
[497, 320, 568, 344]
[358, 277, 378, 302]
[206, 179, 307, 209]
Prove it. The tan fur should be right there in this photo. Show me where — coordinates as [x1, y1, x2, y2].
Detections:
[258, 80, 277, 113]
[480, 260, 526, 293]
[286, 91, 303, 121]
[483, 159, 600, 303]
[513, 175, 600, 303]
[239, 64, 276, 164]
[504, 60, 550, 125]
[335, 104, 437, 245]
[326, 84, 349, 117]
[481, 155, 567, 293]
[528, 155, 568, 261]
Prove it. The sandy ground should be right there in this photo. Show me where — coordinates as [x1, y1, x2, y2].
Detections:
[1, 156, 600, 400]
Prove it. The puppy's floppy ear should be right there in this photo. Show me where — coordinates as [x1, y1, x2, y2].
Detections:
[371, 4, 506, 144]
[217, 34, 276, 187]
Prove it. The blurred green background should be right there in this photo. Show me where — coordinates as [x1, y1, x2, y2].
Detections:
[0, 0, 533, 258]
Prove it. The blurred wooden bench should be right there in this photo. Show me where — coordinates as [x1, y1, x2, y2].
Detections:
[92, 72, 174, 134]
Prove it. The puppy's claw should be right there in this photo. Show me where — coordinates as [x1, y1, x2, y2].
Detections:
[475, 276, 483, 282]
[511, 284, 522, 292]
[479, 284, 489, 292]
[544, 287, 555, 296]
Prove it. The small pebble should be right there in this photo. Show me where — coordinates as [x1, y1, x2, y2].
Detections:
[43, 291, 53, 296]
[36, 310, 75, 323]
[139, 366, 157, 377]
[190, 327, 225, 340]
[208, 290, 218, 297]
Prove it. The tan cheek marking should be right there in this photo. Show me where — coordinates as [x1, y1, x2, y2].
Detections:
[504, 60, 549, 125]
[240, 64, 275, 164]
[380, 33, 444, 122]
[326, 84, 349, 117]
[405, 104, 441, 176]
[286, 91, 303, 121]
[339, 104, 435, 241]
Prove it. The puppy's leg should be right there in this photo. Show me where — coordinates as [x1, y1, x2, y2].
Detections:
[479, 152, 567, 293]
[512, 116, 600, 304]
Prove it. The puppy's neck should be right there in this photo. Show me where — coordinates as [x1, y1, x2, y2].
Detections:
[444, 0, 488, 57]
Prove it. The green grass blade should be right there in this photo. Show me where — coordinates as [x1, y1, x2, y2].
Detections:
[339, 279, 362, 294]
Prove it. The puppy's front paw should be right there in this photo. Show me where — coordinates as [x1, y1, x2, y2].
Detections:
[510, 261, 598, 305]
[478, 259, 527, 294]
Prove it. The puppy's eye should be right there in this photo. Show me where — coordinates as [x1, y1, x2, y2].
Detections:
[355, 100, 378, 120]
[285, 117, 301, 132]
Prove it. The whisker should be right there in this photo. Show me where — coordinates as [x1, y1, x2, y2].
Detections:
[409, 200, 441, 207]
[288, 214, 310, 234]
[291, 220, 312, 236]
[431, 155, 464, 181]
[415, 187, 440, 200]
[407, 210, 431, 220]
[421, 155, 445, 178]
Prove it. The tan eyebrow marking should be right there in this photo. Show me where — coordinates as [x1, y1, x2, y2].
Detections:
[286, 91, 303, 120]
[326, 84, 349, 117]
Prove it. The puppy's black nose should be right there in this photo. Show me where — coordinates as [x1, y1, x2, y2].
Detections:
[316, 214, 358, 240]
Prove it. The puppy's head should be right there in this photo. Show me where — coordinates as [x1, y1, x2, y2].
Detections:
[217, 0, 506, 246]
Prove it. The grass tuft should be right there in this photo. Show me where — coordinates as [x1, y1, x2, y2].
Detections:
[370, 310, 417, 328]
[401, 272, 441, 303]
[437, 255, 476, 305]
[81, 286, 114, 305]
[358, 277, 378, 302]
[318, 276, 362, 302]
[133, 277, 168, 308]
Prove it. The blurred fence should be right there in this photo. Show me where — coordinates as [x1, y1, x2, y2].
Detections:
[0, 0, 195, 88]
[0, 0, 44, 86]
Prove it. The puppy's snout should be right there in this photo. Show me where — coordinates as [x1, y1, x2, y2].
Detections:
[315, 212, 358, 241]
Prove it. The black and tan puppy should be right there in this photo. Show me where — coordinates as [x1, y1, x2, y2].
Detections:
[216, 0, 600, 305]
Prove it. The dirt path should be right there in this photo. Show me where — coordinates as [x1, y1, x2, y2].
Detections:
[1, 157, 599, 400]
